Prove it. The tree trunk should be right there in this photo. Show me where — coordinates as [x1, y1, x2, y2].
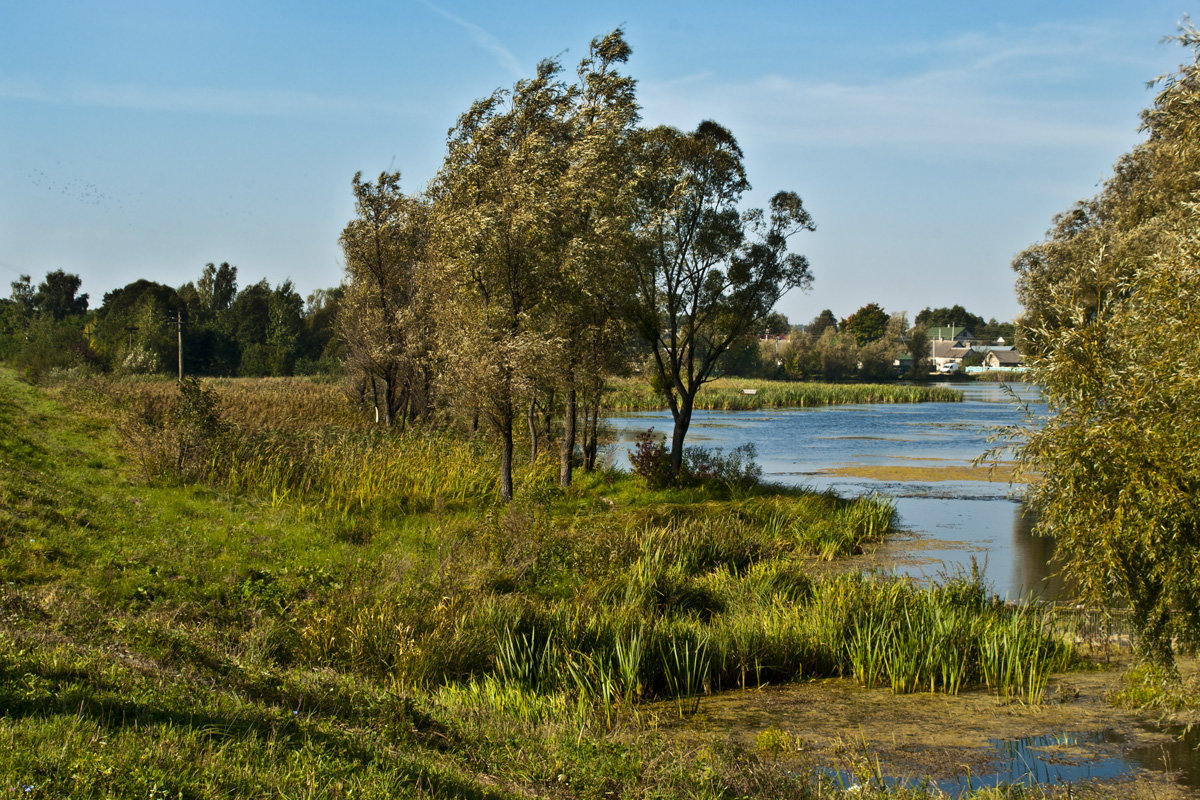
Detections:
[559, 385, 576, 487]
[368, 373, 381, 425]
[527, 396, 539, 462]
[500, 416, 515, 503]
[397, 391, 410, 433]
[669, 393, 694, 475]
[541, 389, 555, 446]
[582, 393, 600, 471]
[382, 375, 397, 428]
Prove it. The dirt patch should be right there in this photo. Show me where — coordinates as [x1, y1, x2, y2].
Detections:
[665, 657, 1198, 797]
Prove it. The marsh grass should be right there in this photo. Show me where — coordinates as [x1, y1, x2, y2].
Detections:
[606, 376, 961, 411]
[220, 427, 502, 513]
[1109, 661, 1200, 713]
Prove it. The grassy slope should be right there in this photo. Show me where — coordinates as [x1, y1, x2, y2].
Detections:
[0, 373, 517, 799]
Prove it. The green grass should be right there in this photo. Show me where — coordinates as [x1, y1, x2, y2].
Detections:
[0, 370, 1081, 799]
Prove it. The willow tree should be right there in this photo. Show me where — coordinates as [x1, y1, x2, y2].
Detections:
[432, 31, 640, 500]
[339, 171, 437, 428]
[432, 61, 572, 502]
[550, 29, 639, 486]
[627, 121, 815, 475]
[1012, 26, 1200, 665]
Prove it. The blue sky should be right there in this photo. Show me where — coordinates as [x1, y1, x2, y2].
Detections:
[1, 1, 1193, 325]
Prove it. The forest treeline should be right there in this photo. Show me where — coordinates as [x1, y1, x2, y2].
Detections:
[0, 264, 343, 380]
[0, 266, 1012, 388]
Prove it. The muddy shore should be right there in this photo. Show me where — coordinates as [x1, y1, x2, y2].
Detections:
[666, 655, 1198, 797]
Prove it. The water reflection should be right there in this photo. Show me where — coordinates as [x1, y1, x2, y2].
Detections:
[607, 382, 1072, 600]
[1009, 506, 1072, 601]
[825, 726, 1200, 797]
[824, 727, 1200, 798]
[1131, 725, 1200, 789]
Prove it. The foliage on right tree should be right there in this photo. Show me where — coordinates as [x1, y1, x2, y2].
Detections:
[1011, 25, 1200, 665]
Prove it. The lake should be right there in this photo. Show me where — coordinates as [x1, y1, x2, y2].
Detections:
[607, 382, 1069, 600]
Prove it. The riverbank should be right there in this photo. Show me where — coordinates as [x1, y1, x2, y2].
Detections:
[0, 371, 1185, 798]
[605, 381, 1048, 599]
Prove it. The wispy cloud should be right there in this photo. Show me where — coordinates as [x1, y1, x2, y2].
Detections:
[643, 73, 1129, 152]
[0, 260, 32, 280]
[0, 75, 409, 117]
[642, 22, 1151, 155]
[412, 0, 524, 80]
[906, 20, 1168, 76]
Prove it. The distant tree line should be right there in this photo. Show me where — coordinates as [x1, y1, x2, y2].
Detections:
[0, 263, 344, 380]
[710, 303, 1016, 382]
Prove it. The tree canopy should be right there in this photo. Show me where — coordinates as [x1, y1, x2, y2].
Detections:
[338, 171, 436, 429]
[807, 309, 838, 335]
[628, 121, 814, 474]
[1011, 24, 1200, 664]
[914, 305, 984, 332]
[841, 302, 889, 346]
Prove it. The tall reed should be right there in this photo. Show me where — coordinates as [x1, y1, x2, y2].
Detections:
[656, 627, 711, 717]
[606, 377, 961, 411]
[217, 427, 501, 514]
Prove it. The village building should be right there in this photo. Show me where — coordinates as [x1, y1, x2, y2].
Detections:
[926, 326, 975, 346]
[929, 340, 973, 371]
[983, 349, 1024, 370]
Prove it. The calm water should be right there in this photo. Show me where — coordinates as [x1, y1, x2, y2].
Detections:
[607, 383, 1069, 600]
[610, 386, 1200, 792]
[826, 726, 1200, 797]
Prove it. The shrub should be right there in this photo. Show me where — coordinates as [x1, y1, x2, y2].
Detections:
[628, 428, 671, 488]
[630, 429, 764, 491]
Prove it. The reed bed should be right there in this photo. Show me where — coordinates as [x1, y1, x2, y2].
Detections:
[473, 573, 1074, 719]
[71, 374, 359, 430]
[77, 374, 535, 511]
[205, 376, 358, 429]
[217, 427, 504, 513]
[606, 376, 961, 411]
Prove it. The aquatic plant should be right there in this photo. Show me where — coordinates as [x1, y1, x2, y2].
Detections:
[659, 633, 710, 717]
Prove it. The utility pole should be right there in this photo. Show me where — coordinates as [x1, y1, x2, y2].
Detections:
[125, 325, 139, 352]
[169, 312, 186, 380]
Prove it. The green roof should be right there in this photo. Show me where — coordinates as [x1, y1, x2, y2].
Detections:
[926, 326, 973, 341]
